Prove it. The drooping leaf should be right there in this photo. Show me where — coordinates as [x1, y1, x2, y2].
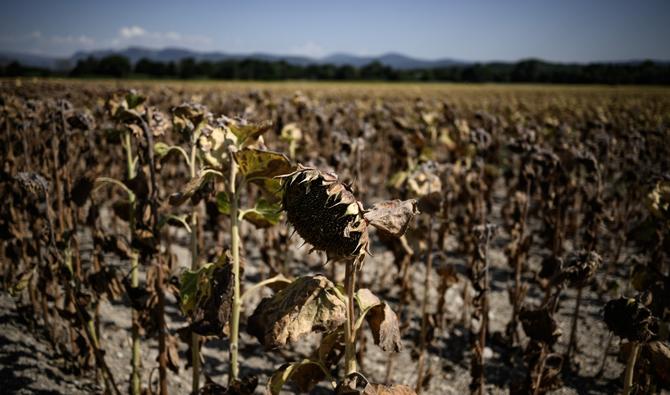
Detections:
[172, 102, 210, 139]
[242, 199, 282, 228]
[364, 199, 418, 238]
[247, 275, 346, 349]
[229, 119, 273, 146]
[366, 302, 402, 352]
[168, 172, 214, 206]
[356, 288, 382, 312]
[267, 359, 330, 395]
[154, 142, 188, 162]
[318, 328, 345, 367]
[199, 125, 236, 169]
[164, 334, 181, 374]
[180, 262, 215, 315]
[233, 148, 293, 181]
[180, 260, 235, 337]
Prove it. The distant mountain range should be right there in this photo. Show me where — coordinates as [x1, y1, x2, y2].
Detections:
[0, 46, 466, 71]
[1, 47, 667, 72]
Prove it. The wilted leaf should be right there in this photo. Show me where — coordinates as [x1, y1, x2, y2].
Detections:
[318, 329, 345, 366]
[645, 341, 670, 385]
[356, 288, 382, 312]
[267, 359, 329, 395]
[199, 125, 236, 169]
[180, 260, 235, 337]
[364, 199, 418, 238]
[169, 172, 214, 206]
[172, 102, 210, 138]
[233, 149, 293, 181]
[520, 306, 561, 345]
[248, 275, 346, 349]
[242, 199, 282, 228]
[366, 302, 402, 352]
[229, 119, 273, 146]
[165, 334, 180, 373]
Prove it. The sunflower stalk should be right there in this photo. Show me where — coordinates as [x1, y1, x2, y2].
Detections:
[124, 131, 142, 395]
[228, 148, 241, 383]
[189, 141, 201, 394]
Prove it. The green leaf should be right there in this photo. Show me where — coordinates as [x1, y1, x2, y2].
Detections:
[154, 142, 190, 164]
[179, 262, 215, 315]
[233, 148, 293, 181]
[125, 91, 146, 110]
[258, 177, 284, 203]
[9, 268, 34, 296]
[154, 142, 170, 157]
[216, 191, 231, 215]
[242, 199, 282, 228]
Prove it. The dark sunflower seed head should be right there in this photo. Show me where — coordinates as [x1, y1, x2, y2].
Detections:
[603, 297, 658, 342]
[281, 165, 369, 261]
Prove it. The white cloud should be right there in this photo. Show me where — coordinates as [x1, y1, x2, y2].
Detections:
[289, 41, 325, 58]
[112, 25, 211, 49]
[119, 26, 146, 39]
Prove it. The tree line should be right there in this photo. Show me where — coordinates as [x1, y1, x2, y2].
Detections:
[2, 55, 669, 84]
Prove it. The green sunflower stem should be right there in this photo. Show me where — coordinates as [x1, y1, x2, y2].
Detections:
[229, 151, 241, 384]
[623, 341, 639, 395]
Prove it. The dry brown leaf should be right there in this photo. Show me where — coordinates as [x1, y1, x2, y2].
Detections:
[366, 303, 402, 352]
[364, 199, 418, 238]
[247, 275, 346, 349]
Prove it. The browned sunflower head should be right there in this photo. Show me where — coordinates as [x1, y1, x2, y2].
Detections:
[281, 164, 369, 261]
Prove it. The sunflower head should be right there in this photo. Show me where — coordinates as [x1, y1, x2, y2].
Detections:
[281, 165, 369, 262]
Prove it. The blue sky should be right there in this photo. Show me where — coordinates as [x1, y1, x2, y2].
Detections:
[1, 0, 669, 62]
